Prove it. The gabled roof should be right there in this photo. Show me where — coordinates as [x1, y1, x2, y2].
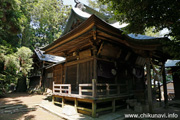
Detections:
[34, 48, 65, 64]
[61, 2, 163, 40]
[61, 4, 109, 36]
[42, 2, 170, 60]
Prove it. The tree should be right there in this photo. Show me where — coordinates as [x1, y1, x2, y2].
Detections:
[99, 0, 180, 58]
[18, 0, 71, 49]
[87, 0, 113, 21]
[0, 46, 33, 93]
[15, 47, 33, 92]
[0, 0, 25, 49]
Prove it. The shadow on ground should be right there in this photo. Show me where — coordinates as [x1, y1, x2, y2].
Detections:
[0, 93, 37, 120]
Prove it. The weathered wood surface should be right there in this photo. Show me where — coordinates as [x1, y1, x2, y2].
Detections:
[53, 81, 128, 98]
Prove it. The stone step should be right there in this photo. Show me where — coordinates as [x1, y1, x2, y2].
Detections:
[62, 105, 77, 116]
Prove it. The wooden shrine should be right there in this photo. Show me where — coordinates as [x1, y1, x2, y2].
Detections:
[35, 1, 171, 117]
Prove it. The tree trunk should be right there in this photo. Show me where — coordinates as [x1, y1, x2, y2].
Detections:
[16, 76, 27, 92]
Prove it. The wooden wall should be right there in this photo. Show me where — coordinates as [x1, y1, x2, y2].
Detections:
[53, 64, 63, 84]
[79, 60, 94, 84]
[44, 67, 53, 89]
[172, 67, 180, 99]
[66, 64, 77, 91]
[65, 59, 94, 91]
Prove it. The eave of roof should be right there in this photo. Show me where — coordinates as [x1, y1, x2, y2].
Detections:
[42, 5, 169, 55]
[34, 49, 66, 64]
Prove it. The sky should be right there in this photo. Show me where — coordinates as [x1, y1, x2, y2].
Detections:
[63, 0, 89, 7]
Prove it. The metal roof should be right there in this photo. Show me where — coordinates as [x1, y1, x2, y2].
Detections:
[34, 49, 66, 64]
[165, 60, 180, 67]
[127, 34, 161, 40]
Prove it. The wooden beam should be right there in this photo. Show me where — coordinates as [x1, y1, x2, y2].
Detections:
[146, 58, 153, 113]
[97, 42, 104, 56]
[77, 107, 92, 112]
[65, 57, 93, 67]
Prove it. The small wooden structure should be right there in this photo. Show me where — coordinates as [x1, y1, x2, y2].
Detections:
[29, 48, 65, 90]
[36, 2, 171, 117]
[165, 60, 180, 100]
[160, 82, 175, 100]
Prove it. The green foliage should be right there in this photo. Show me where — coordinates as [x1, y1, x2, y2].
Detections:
[144, 27, 161, 37]
[19, 0, 71, 49]
[16, 47, 33, 75]
[1, 0, 71, 50]
[0, 0, 24, 48]
[99, 0, 180, 59]
[0, 0, 71, 94]
[0, 46, 33, 94]
[87, 0, 113, 21]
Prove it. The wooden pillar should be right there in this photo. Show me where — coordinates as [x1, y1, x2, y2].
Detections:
[64, 66, 67, 84]
[75, 98, 78, 112]
[162, 63, 168, 108]
[62, 97, 65, 107]
[93, 47, 97, 98]
[53, 81, 54, 93]
[92, 101, 97, 118]
[106, 84, 110, 96]
[93, 57, 97, 79]
[52, 96, 55, 104]
[69, 85, 71, 94]
[92, 79, 97, 97]
[77, 63, 80, 90]
[112, 99, 115, 112]
[79, 86, 82, 95]
[146, 58, 153, 113]
[117, 85, 120, 94]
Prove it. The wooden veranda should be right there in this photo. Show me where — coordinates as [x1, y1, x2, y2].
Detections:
[52, 79, 132, 117]
[39, 1, 171, 118]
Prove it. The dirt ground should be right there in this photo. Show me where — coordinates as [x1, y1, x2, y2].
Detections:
[1, 93, 180, 120]
[0, 93, 64, 120]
